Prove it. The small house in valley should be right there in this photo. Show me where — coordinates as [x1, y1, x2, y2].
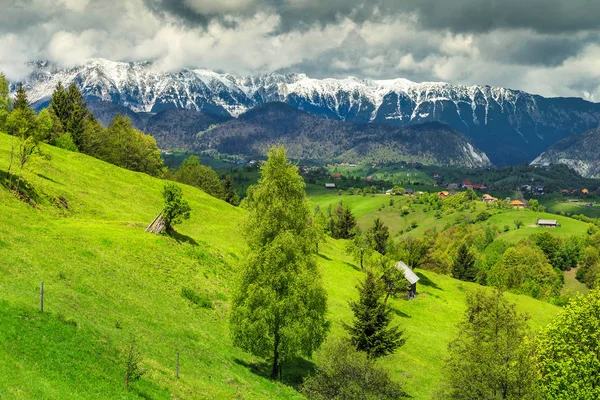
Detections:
[396, 261, 419, 299]
[438, 191, 450, 199]
[482, 194, 497, 203]
[538, 219, 559, 228]
[511, 200, 525, 209]
[324, 183, 336, 189]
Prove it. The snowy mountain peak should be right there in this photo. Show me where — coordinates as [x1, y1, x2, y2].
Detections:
[16, 58, 600, 166]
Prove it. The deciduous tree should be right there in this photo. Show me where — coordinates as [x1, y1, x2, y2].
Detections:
[443, 289, 539, 399]
[230, 146, 329, 379]
[537, 290, 600, 399]
[162, 183, 191, 233]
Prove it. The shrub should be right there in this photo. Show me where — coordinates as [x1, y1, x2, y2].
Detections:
[181, 287, 213, 309]
[301, 339, 408, 400]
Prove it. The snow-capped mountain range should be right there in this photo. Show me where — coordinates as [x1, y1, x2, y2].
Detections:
[18, 59, 600, 166]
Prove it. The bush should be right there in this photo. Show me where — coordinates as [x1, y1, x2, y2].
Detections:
[476, 210, 491, 222]
[181, 287, 213, 309]
[301, 339, 408, 400]
[410, 220, 418, 228]
[50, 133, 78, 152]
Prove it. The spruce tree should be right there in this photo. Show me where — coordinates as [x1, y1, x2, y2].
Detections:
[223, 174, 239, 205]
[65, 83, 88, 147]
[0, 73, 11, 130]
[50, 81, 68, 131]
[230, 146, 329, 379]
[345, 269, 405, 358]
[13, 83, 29, 110]
[452, 243, 476, 282]
[370, 217, 389, 255]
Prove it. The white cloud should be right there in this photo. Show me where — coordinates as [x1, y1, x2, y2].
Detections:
[0, 0, 599, 101]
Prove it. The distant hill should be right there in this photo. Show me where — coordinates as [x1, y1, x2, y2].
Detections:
[19, 58, 600, 165]
[532, 127, 600, 178]
[193, 102, 492, 167]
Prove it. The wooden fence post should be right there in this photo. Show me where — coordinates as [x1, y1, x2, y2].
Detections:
[176, 352, 180, 379]
[40, 281, 44, 313]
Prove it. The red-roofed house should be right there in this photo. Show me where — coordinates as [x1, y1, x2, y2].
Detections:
[332, 173, 342, 179]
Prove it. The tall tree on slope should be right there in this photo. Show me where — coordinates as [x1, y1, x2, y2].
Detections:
[230, 146, 329, 379]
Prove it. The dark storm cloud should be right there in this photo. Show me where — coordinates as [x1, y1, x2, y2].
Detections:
[2, 0, 600, 100]
[143, 0, 600, 34]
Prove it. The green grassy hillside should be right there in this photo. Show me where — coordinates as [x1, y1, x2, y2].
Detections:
[0, 132, 561, 399]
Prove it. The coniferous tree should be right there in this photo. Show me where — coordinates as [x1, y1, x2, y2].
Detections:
[0, 73, 11, 130]
[452, 243, 476, 282]
[230, 146, 329, 379]
[344, 269, 405, 358]
[49, 81, 69, 130]
[65, 83, 88, 146]
[223, 174, 239, 205]
[370, 217, 389, 255]
[13, 83, 29, 110]
[331, 202, 356, 239]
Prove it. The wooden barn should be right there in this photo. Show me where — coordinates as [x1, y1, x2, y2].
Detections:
[538, 219, 559, 228]
[396, 261, 420, 300]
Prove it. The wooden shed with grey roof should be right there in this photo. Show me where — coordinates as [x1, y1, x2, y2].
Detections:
[396, 261, 420, 299]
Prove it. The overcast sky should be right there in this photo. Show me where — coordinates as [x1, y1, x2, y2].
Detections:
[2, 0, 600, 100]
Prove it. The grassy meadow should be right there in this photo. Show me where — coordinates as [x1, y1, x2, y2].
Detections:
[0, 131, 587, 399]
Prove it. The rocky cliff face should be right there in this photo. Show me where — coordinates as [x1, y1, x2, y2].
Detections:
[532, 127, 600, 178]
[18, 59, 600, 165]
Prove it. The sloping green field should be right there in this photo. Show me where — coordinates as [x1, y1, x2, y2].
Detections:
[0, 132, 561, 399]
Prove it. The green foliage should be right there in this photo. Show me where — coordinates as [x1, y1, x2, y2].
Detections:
[50, 133, 78, 152]
[489, 242, 562, 299]
[475, 210, 491, 222]
[181, 287, 213, 308]
[369, 217, 389, 255]
[344, 269, 405, 359]
[345, 232, 373, 271]
[330, 202, 356, 239]
[13, 83, 29, 110]
[230, 146, 329, 379]
[64, 83, 88, 147]
[576, 246, 600, 288]
[82, 114, 164, 176]
[528, 199, 544, 212]
[443, 289, 539, 399]
[398, 236, 431, 270]
[537, 290, 600, 399]
[162, 183, 191, 233]
[451, 243, 476, 282]
[514, 219, 523, 229]
[124, 336, 144, 390]
[301, 339, 408, 400]
[223, 174, 239, 205]
[171, 156, 225, 200]
[0, 73, 11, 130]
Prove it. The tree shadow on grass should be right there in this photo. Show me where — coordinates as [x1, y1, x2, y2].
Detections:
[317, 253, 332, 261]
[234, 356, 315, 389]
[168, 230, 199, 246]
[36, 173, 62, 185]
[344, 261, 362, 272]
[416, 272, 442, 291]
[0, 170, 43, 206]
[393, 307, 412, 318]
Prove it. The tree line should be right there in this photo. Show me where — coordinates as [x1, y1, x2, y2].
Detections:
[0, 74, 241, 206]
